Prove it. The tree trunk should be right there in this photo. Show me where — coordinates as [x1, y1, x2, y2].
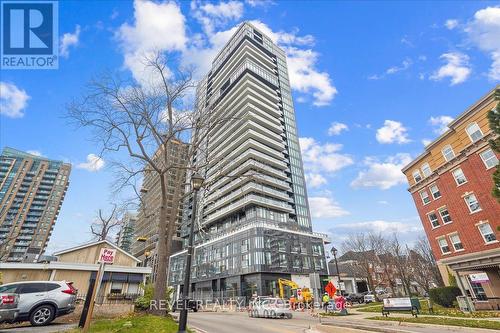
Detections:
[153, 174, 169, 315]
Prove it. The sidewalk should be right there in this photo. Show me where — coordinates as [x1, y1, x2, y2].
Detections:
[311, 308, 500, 333]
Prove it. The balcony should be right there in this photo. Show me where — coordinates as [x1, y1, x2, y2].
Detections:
[205, 194, 293, 224]
[205, 182, 290, 215]
[207, 149, 288, 181]
[207, 171, 290, 202]
[22, 223, 38, 228]
[211, 128, 284, 161]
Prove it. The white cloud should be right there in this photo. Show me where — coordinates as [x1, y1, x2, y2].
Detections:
[285, 47, 337, 106]
[245, 0, 274, 7]
[368, 58, 412, 80]
[445, 19, 459, 30]
[305, 173, 327, 188]
[400, 37, 414, 47]
[60, 25, 81, 58]
[309, 196, 349, 219]
[386, 58, 412, 74]
[328, 122, 348, 136]
[429, 115, 453, 135]
[466, 7, 500, 81]
[430, 52, 471, 85]
[299, 137, 354, 174]
[422, 139, 432, 146]
[377, 200, 389, 205]
[27, 150, 43, 157]
[192, 0, 244, 35]
[336, 220, 422, 234]
[77, 154, 105, 172]
[116, 3, 336, 106]
[0, 82, 30, 118]
[376, 120, 410, 144]
[116, 0, 187, 84]
[246, 20, 336, 106]
[351, 153, 412, 190]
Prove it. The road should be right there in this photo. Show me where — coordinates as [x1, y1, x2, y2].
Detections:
[186, 311, 497, 333]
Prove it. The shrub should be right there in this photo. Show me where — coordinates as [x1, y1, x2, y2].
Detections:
[134, 283, 174, 312]
[429, 286, 462, 308]
[135, 283, 154, 311]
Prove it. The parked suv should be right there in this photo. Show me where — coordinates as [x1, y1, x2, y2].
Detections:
[0, 281, 77, 326]
[0, 293, 20, 323]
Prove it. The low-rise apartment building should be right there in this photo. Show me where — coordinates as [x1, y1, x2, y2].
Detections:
[402, 86, 500, 310]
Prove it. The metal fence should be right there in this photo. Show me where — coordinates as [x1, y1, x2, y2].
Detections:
[75, 293, 141, 305]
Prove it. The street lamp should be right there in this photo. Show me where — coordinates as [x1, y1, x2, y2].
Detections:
[178, 172, 204, 333]
[331, 246, 342, 294]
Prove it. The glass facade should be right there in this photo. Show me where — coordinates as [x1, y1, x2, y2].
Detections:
[170, 22, 329, 301]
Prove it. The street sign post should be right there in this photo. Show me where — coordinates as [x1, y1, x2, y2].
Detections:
[81, 248, 116, 332]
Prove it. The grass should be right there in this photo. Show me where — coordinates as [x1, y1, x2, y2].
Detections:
[320, 312, 353, 317]
[368, 315, 500, 330]
[65, 314, 191, 333]
[356, 299, 500, 318]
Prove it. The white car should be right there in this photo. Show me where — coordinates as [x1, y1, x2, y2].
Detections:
[364, 294, 376, 303]
[249, 297, 292, 319]
[0, 281, 77, 326]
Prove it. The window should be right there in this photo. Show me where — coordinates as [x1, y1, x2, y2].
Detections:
[18, 283, 46, 294]
[279, 253, 287, 267]
[265, 252, 272, 265]
[438, 208, 452, 224]
[420, 190, 431, 205]
[466, 122, 483, 142]
[110, 282, 123, 294]
[478, 223, 497, 243]
[442, 145, 455, 162]
[438, 238, 451, 254]
[0, 284, 18, 293]
[241, 239, 249, 253]
[449, 234, 463, 251]
[479, 149, 499, 169]
[421, 163, 432, 177]
[127, 283, 139, 295]
[242, 253, 249, 268]
[429, 184, 441, 199]
[428, 212, 440, 228]
[452, 168, 467, 185]
[464, 194, 481, 213]
[412, 170, 422, 183]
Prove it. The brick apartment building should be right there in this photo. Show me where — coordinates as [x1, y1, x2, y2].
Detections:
[402, 86, 500, 310]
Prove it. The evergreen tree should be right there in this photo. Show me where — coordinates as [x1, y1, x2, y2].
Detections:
[488, 88, 500, 203]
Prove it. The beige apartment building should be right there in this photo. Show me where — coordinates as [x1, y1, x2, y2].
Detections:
[131, 140, 189, 278]
[0, 148, 71, 262]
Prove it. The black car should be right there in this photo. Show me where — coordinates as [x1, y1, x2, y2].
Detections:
[346, 292, 366, 304]
[171, 299, 200, 312]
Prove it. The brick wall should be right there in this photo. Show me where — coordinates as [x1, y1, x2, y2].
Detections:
[412, 150, 500, 261]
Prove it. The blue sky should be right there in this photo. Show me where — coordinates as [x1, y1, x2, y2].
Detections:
[1, 0, 499, 253]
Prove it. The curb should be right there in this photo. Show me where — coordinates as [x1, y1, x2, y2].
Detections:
[316, 322, 417, 333]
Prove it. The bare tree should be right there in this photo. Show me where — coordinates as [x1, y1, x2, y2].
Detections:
[66, 51, 241, 315]
[90, 205, 121, 241]
[387, 234, 413, 296]
[341, 233, 376, 292]
[66, 52, 204, 314]
[410, 235, 444, 292]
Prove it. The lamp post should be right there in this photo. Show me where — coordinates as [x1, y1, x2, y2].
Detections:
[178, 172, 204, 333]
[331, 246, 342, 294]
